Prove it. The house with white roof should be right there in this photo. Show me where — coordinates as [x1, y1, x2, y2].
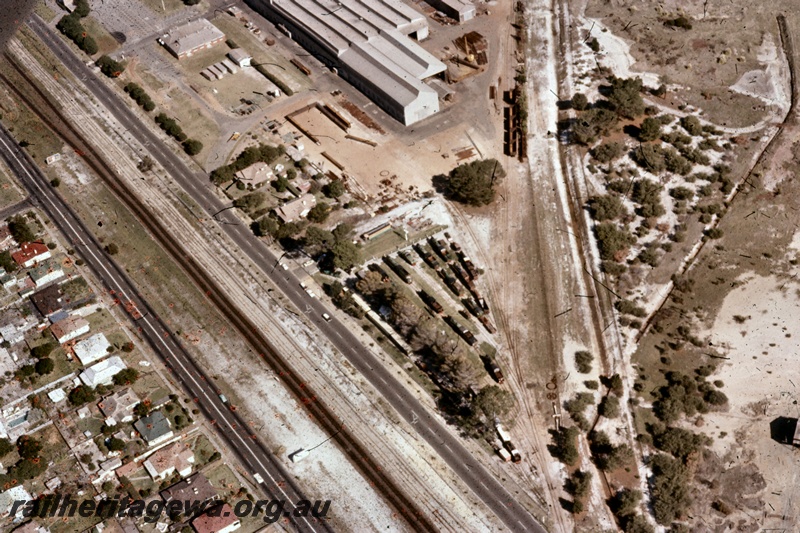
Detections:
[73, 333, 112, 366]
[79, 356, 127, 387]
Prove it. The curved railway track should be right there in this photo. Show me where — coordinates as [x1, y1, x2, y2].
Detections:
[0, 54, 435, 532]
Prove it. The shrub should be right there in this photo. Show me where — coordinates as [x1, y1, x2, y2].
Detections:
[704, 228, 724, 239]
[572, 108, 618, 145]
[607, 77, 645, 119]
[571, 93, 589, 111]
[575, 351, 593, 373]
[631, 179, 665, 218]
[616, 300, 646, 317]
[588, 195, 627, 221]
[594, 223, 636, 261]
[584, 380, 599, 390]
[107, 437, 126, 452]
[588, 38, 600, 52]
[638, 117, 661, 141]
[591, 142, 623, 163]
[680, 115, 702, 136]
[649, 453, 691, 524]
[665, 15, 693, 30]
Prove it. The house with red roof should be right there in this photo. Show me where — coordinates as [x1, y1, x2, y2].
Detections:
[12, 242, 51, 268]
[192, 503, 241, 533]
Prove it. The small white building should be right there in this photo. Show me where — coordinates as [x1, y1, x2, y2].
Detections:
[73, 333, 112, 366]
[79, 356, 127, 387]
[227, 48, 252, 68]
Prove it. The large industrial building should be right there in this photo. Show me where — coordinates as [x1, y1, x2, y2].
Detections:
[246, 0, 447, 126]
[161, 18, 226, 59]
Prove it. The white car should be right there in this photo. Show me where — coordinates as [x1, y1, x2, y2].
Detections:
[305, 289, 316, 298]
[281, 263, 289, 270]
[300, 282, 307, 289]
[322, 313, 331, 321]
[254, 473, 264, 484]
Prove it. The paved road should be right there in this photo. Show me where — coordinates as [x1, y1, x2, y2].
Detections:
[0, 124, 331, 533]
[0, 196, 33, 220]
[27, 15, 547, 532]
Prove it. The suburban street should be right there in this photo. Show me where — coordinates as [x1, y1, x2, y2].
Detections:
[26, 12, 546, 533]
[0, 122, 331, 533]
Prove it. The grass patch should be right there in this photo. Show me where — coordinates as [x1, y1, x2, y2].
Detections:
[0, 168, 24, 209]
[34, 1, 57, 23]
[81, 16, 119, 56]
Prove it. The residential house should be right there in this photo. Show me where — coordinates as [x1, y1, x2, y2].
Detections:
[0, 225, 14, 250]
[12, 242, 51, 268]
[79, 356, 126, 387]
[134, 411, 173, 447]
[143, 440, 195, 481]
[234, 162, 272, 189]
[73, 333, 112, 366]
[274, 194, 316, 223]
[0, 268, 15, 289]
[0, 485, 32, 517]
[51, 316, 90, 343]
[192, 503, 240, 533]
[28, 260, 65, 288]
[99, 388, 140, 424]
[160, 473, 217, 505]
[30, 284, 65, 317]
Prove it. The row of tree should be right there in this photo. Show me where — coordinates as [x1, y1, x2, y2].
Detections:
[154, 113, 203, 155]
[124, 83, 155, 112]
[55, 0, 97, 56]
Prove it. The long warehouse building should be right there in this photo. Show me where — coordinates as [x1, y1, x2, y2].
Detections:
[246, 0, 446, 126]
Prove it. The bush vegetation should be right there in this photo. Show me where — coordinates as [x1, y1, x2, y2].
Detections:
[211, 144, 284, 185]
[440, 159, 505, 206]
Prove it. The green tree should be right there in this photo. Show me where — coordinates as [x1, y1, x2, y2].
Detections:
[443, 159, 505, 206]
[572, 108, 618, 145]
[81, 36, 98, 55]
[105, 243, 119, 255]
[31, 342, 56, 359]
[8, 215, 35, 243]
[639, 117, 661, 141]
[307, 203, 331, 223]
[303, 226, 335, 255]
[598, 395, 620, 418]
[631, 179, 665, 218]
[0, 438, 12, 458]
[35, 358, 54, 375]
[17, 435, 42, 460]
[331, 240, 361, 271]
[473, 385, 515, 419]
[74, 0, 90, 17]
[96, 55, 125, 78]
[183, 139, 203, 155]
[323, 180, 346, 198]
[233, 192, 266, 212]
[549, 426, 580, 466]
[107, 438, 126, 452]
[133, 402, 150, 418]
[69, 385, 96, 406]
[650, 453, 690, 524]
[113, 368, 140, 386]
[0, 250, 17, 272]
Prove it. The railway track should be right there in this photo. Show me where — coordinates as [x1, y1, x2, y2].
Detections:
[0, 53, 435, 532]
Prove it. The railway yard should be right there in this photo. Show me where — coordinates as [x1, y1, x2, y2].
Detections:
[0, 0, 799, 532]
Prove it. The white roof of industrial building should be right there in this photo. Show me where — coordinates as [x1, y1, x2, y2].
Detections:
[73, 333, 112, 366]
[79, 356, 127, 387]
[265, 0, 444, 114]
[164, 18, 225, 57]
